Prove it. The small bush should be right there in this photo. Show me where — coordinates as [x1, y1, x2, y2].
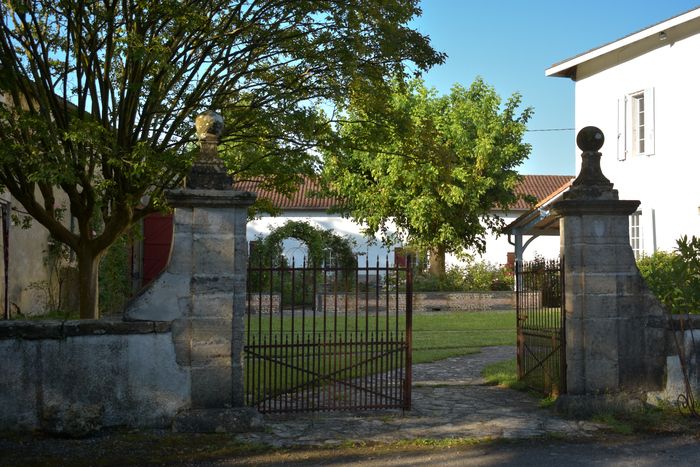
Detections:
[412, 260, 513, 292]
[637, 235, 700, 314]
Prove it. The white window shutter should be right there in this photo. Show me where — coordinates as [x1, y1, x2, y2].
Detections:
[645, 87, 655, 156]
[617, 97, 626, 161]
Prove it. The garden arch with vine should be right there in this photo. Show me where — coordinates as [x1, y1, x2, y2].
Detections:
[251, 220, 356, 268]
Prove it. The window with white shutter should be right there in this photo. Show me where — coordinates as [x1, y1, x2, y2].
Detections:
[618, 88, 655, 160]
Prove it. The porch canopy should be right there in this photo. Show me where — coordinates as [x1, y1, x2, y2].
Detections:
[504, 180, 572, 264]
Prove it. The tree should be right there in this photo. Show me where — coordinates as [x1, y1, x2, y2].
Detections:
[322, 78, 533, 277]
[0, 0, 442, 318]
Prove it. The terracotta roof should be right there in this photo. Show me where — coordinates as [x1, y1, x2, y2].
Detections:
[234, 178, 335, 210]
[511, 175, 573, 211]
[235, 175, 573, 212]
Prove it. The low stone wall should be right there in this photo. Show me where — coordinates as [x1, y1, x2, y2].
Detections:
[415, 291, 516, 312]
[314, 291, 520, 313]
[246, 293, 281, 314]
[648, 315, 700, 405]
[0, 320, 190, 435]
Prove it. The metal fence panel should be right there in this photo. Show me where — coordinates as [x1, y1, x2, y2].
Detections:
[516, 257, 566, 395]
[245, 257, 412, 413]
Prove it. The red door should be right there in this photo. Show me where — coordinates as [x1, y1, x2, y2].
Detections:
[142, 213, 174, 286]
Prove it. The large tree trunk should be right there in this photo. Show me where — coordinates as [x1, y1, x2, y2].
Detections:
[77, 247, 103, 320]
[428, 245, 447, 278]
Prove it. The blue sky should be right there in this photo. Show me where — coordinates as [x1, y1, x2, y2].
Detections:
[411, 0, 700, 175]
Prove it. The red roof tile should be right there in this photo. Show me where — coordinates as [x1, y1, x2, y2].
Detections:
[234, 178, 335, 210]
[235, 174, 573, 212]
[511, 175, 573, 210]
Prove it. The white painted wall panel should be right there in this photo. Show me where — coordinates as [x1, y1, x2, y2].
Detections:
[573, 33, 700, 256]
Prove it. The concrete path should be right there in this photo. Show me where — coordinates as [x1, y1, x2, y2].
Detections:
[236, 346, 602, 447]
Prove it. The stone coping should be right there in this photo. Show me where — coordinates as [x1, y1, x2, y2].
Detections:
[667, 314, 700, 330]
[550, 199, 640, 217]
[165, 189, 256, 207]
[0, 319, 171, 340]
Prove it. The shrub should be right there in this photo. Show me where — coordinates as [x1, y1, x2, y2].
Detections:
[99, 235, 132, 315]
[637, 235, 700, 314]
[412, 260, 513, 292]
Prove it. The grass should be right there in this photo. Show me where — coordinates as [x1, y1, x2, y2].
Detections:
[245, 310, 516, 397]
[481, 358, 528, 391]
[412, 311, 515, 363]
[247, 310, 515, 364]
[480, 358, 700, 436]
[589, 402, 700, 435]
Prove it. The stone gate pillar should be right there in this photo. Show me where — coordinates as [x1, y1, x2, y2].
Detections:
[551, 127, 667, 410]
[126, 111, 258, 430]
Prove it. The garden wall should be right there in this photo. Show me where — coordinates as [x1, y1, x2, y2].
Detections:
[314, 291, 533, 313]
[0, 320, 189, 435]
[246, 293, 281, 314]
[414, 291, 524, 312]
[648, 315, 700, 405]
[247, 291, 524, 314]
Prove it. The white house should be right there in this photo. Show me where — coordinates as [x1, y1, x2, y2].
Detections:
[545, 6, 700, 258]
[240, 175, 570, 268]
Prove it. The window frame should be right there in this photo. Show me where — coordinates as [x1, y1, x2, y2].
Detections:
[617, 87, 655, 160]
[629, 210, 643, 259]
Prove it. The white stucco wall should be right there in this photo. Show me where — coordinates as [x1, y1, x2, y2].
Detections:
[573, 32, 700, 255]
[247, 210, 561, 268]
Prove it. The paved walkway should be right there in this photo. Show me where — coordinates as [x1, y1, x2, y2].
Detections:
[236, 346, 602, 447]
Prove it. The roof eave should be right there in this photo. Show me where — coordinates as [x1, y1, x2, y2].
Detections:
[545, 7, 700, 79]
[504, 181, 572, 235]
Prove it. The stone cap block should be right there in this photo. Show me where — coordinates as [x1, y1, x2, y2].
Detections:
[166, 189, 256, 208]
[0, 319, 171, 340]
[551, 199, 640, 217]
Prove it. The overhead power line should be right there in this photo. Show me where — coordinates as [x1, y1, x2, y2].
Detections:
[526, 128, 575, 132]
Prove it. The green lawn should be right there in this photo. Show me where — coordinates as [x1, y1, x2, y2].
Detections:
[412, 310, 515, 363]
[244, 310, 516, 400]
[246, 310, 516, 364]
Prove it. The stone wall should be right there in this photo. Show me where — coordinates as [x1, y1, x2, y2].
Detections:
[648, 315, 700, 405]
[246, 293, 281, 314]
[414, 291, 518, 312]
[0, 320, 189, 434]
[552, 127, 669, 412]
[125, 190, 255, 412]
[313, 291, 524, 313]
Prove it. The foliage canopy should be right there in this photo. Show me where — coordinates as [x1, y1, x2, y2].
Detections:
[322, 77, 533, 275]
[250, 220, 356, 269]
[0, 0, 442, 317]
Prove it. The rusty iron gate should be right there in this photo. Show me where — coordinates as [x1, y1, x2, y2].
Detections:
[245, 257, 413, 413]
[516, 257, 566, 395]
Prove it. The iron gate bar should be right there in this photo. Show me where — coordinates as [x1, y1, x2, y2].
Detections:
[245, 337, 407, 409]
[519, 342, 562, 380]
[245, 338, 406, 394]
[245, 256, 412, 413]
[516, 257, 566, 395]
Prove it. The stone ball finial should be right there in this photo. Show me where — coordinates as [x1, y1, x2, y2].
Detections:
[195, 110, 224, 141]
[576, 126, 604, 152]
